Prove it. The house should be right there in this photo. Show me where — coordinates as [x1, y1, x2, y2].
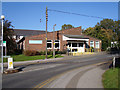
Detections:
[13, 29, 45, 50]
[24, 26, 102, 53]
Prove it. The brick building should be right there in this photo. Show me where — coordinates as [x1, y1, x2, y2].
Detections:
[13, 29, 45, 50]
[24, 26, 102, 53]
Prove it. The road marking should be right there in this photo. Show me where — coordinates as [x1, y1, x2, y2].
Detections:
[34, 61, 110, 88]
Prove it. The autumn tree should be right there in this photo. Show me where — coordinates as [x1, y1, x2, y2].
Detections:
[83, 19, 119, 50]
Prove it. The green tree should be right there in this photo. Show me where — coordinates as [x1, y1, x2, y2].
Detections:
[61, 24, 74, 30]
[0, 20, 16, 55]
[83, 19, 119, 50]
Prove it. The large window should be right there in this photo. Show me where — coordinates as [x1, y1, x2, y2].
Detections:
[67, 43, 71, 47]
[29, 40, 42, 44]
[78, 43, 83, 47]
[72, 43, 77, 47]
[85, 41, 89, 48]
[47, 40, 52, 49]
[54, 40, 60, 49]
[95, 41, 99, 48]
[90, 41, 94, 47]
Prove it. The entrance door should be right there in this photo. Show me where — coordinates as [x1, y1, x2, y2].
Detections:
[78, 43, 84, 52]
[67, 42, 85, 52]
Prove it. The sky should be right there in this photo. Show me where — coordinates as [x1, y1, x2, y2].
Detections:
[2, 2, 118, 32]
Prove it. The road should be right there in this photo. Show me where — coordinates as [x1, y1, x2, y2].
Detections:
[2, 53, 119, 88]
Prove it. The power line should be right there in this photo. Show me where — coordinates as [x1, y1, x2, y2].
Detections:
[48, 9, 108, 19]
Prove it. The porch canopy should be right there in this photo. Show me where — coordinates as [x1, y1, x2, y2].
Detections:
[63, 35, 89, 52]
[63, 34, 89, 41]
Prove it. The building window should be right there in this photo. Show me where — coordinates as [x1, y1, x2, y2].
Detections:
[29, 40, 42, 44]
[78, 43, 83, 47]
[72, 43, 77, 47]
[85, 41, 89, 48]
[54, 40, 60, 49]
[90, 41, 94, 48]
[47, 40, 52, 49]
[67, 43, 71, 47]
[95, 41, 99, 48]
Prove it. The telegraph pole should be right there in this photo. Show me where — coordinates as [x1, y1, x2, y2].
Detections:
[46, 7, 48, 59]
[53, 24, 56, 58]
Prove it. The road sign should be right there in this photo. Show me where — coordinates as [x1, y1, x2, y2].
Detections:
[3, 56, 11, 58]
[8, 58, 13, 69]
[3, 41, 6, 47]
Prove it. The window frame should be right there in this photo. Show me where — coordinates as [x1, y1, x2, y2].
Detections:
[47, 40, 52, 49]
[90, 41, 94, 48]
[54, 40, 60, 49]
[95, 41, 99, 48]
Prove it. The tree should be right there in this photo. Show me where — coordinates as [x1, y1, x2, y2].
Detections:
[61, 24, 74, 30]
[0, 20, 16, 55]
[83, 19, 119, 50]
[95, 19, 115, 30]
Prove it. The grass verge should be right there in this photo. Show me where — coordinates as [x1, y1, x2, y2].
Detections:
[102, 68, 119, 88]
[3, 54, 63, 62]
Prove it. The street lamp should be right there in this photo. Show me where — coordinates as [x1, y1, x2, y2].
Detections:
[53, 24, 56, 58]
[1, 15, 5, 74]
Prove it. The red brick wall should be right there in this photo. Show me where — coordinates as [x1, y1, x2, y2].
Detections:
[25, 26, 102, 52]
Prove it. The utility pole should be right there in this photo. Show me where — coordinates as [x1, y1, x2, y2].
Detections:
[1, 15, 5, 74]
[53, 24, 56, 58]
[46, 7, 48, 59]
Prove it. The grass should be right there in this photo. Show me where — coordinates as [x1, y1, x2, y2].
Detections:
[3, 54, 63, 62]
[102, 68, 119, 88]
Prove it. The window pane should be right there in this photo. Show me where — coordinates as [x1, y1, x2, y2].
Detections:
[90, 41, 94, 47]
[78, 43, 83, 47]
[68, 43, 71, 47]
[47, 43, 52, 48]
[85, 41, 89, 48]
[72, 43, 77, 47]
[55, 43, 59, 48]
[47, 40, 52, 42]
[72, 49, 77, 52]
[95, 41, 99, 48]
[55, 40, 59, 42]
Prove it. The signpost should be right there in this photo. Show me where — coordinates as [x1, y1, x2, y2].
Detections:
[3, 41, 6, 47]
[8, 58, 13, 70]
[3, 41, 7, 56]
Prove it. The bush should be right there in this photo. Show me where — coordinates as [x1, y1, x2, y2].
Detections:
[23, 50, 37, 56]
[47, 51, 53, 55]
[23, 50, 67, 56]
[55, 50, 66, 54]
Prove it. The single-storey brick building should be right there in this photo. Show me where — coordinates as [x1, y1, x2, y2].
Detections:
[24, 26, 102, 53]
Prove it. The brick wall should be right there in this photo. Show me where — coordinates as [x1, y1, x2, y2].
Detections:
[25, 26, 101, 52]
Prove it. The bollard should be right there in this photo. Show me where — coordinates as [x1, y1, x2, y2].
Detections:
[113, 57, 116, 68]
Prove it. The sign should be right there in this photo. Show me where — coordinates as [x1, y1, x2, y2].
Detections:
[8, 58, 13, 69]
[3, 56, 10, 58]
[29, 40, 42, 44]
[3, 41, 6, 47]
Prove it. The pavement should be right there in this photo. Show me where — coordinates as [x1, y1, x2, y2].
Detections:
[44, 62, 109, 88]
[3, 52, 106, 67]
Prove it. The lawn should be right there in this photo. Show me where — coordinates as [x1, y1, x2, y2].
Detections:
[3, 54, 63, 62]
[102, 68, 119, 88]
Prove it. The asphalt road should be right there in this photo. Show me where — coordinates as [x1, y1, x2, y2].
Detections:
[2, 53, 119, 88]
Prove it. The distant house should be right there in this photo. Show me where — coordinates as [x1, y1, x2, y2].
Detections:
[13, 29, 45, 50]
[24, 26, 102, 53]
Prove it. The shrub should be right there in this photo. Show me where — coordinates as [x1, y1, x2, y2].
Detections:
[47, 51, 53, 55]
[55, 50, 66, 54]
[23, 50, 37, 56]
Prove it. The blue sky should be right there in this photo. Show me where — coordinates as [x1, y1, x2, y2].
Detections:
[2, 2, 118, 32]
